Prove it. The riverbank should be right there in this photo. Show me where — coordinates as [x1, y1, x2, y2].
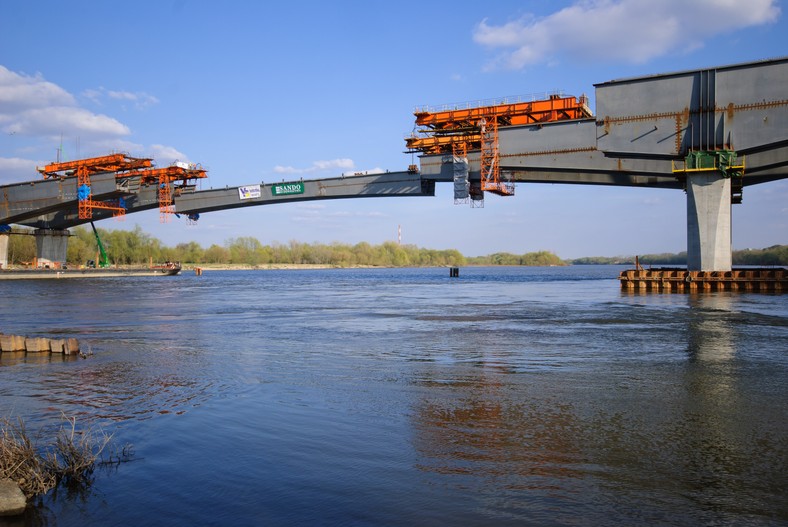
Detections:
[185, 263, 375, 271]
[182, 263, 572, 271]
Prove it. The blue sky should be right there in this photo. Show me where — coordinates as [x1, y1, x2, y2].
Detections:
[1, 0, 786, 258]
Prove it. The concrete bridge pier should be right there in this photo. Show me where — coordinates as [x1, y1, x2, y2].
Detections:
[686, 173, 732, 272]
[0, 234, 8, 269]
[35, 229, 70, 268]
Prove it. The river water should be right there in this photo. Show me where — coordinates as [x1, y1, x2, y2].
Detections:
[0, 266, 786, 526]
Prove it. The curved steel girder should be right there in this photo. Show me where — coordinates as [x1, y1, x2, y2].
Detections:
[15, 171, 434, 230]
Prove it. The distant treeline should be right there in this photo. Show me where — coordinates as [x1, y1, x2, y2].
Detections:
[466, 251, 565, 266]
[7, 226, 470, 267]
[5, 225, 784, 267]
[570, 245, 788, 266]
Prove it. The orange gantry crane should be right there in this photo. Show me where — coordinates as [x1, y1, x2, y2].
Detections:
[406, 93, 592, 198]
[119, 163, 208, 222]
[37, 153, 207, 221]
[38, 153, 153, 219]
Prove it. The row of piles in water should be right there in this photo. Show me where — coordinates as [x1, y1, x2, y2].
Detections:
[619, 268, 787, 292]
[0, 333, 80, 354]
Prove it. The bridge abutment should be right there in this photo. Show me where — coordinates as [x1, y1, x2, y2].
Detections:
[686, 173, 732, 271]
[34, 229, 69, 268]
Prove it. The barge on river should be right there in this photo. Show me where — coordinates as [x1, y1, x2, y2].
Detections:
[0, 263, 181, 280]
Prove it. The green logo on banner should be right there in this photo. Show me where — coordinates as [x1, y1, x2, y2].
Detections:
[272, 182, 305, 196]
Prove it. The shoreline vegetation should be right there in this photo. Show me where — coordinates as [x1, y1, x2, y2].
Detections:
[4, 225, 786, 268]
[0, 415, 130, 513]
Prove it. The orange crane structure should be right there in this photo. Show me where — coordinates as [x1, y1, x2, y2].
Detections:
[37, 153, 152, 219]
[407, 93, 592, 202]
[115, 164, 208, 222]
[37, 154, 207, 222]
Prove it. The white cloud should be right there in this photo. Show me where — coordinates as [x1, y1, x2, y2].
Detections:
[82, 88, 103, 105]
[0, 66, 74, 111]
[330, 210, 386, 218]
[474, 0, 781, 69]
[296, 203, 326, 211]
[0, 65, 186, 181]
[83, 87, 160, 109]
[91, 138, 145, 155]
[274, 158, 355, 174]
[5, 106, 130, 138]
[0, 66, 131, 142]
[314, 158, 354, 170]
[147, 144, 188, 165]
[0, 156, 39, 184]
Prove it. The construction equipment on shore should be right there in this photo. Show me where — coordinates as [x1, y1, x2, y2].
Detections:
[89, 222, 110, 268]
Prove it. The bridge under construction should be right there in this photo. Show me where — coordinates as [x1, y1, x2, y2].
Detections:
[1, 57, 786, 287]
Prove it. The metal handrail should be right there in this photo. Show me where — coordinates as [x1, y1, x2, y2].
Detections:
[414, 90, 569, 114]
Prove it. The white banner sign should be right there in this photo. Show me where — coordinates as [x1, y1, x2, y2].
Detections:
[238, 185, 261, 200]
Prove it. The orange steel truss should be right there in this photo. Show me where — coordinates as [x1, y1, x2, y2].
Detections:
[38, 153, 154, 219]
[159, 173, 174, 222]
[37, 154, 206, 221]
[406, 93, 591, 155]
[77, 165, 92, 219]
[117, 165, 208, 223]
[479, 117, 513, 196]
[37, 153, 153, 178]
[451, 141, 467, 159]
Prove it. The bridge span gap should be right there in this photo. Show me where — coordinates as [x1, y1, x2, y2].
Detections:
[1, 58, 787, 280]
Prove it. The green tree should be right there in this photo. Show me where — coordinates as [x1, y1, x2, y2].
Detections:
[66, 227, 95, 265]
[174, 241, 204, 263]
[203, 244, 230, 264]
[227, 237, 264, 265]
[6, 233, 35, 265]
[352, 242, 374, 266]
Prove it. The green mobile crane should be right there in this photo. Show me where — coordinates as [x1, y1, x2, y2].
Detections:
[89, 222, 110, 268]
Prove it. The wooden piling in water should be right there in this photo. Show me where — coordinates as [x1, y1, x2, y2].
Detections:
[0, 334, 25, 351]
[64, 338, 80, 355]
[24, 337, 50, 353]
[0, 334, 81, 356]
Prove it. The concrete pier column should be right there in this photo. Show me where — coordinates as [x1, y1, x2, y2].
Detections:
[34, 229, 70, 268]
[686, 173, 732, 272]
[0, 234, 8, 269]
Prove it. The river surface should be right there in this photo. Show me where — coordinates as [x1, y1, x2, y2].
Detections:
[0, 266, 786, 526]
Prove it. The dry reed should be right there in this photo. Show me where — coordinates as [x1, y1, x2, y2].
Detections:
[0, 416, 117, 498]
